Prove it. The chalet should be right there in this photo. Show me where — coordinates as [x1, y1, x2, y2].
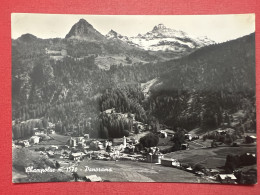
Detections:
[217, 174, 237, 184]
[30, 136, 40, 144]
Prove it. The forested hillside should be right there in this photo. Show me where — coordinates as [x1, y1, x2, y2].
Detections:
[146, 33, 255, 131]
[12, 19, 255, 140]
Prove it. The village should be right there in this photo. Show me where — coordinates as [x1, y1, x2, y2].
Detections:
[12, 109, 257, 184]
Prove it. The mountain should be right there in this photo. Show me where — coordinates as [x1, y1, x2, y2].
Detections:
[106, 24, 215, 53]
[151, 33, 255, 92]
[12, 18, 255, 139]
[144, 33, 255, 130]
[65, 19, 106, 41]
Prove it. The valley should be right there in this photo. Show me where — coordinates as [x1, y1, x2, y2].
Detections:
[12, 18, 256, 184]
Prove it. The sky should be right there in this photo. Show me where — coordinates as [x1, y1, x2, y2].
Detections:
[11, 13, 255, 43]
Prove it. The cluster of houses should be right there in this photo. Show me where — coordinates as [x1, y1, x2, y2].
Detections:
[13, 125, 56, 148]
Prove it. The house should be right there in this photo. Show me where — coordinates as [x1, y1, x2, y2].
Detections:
[245, 135, 257, 143]
[89, 140, 104, 150]
[161, 158, 179, 167]
[84, 134, 90, 139]
[147, 153, 164, 163]
[84, 175, 102, 182]
[70, 138, 77, 147]
[181, 143, 189, 150]
[47, 151, 55, 158]
[104, 108, 115, 114]
[208, 169, 220, 176]
[217, 174, 237, 184]
[185, 134, 192, 141]
[48, 122, 55, 129]
[30, 136, 40, 144]
[159, 130, 167, 138]
[69, 152, 84, 160]
[50, 145, 59, 150]
[23, 140, 30, 147]
[69, 137, 85, 147]
[163, 129, 175, 137]
[49, 130, 55, 134]
[216, 130, 227, 135]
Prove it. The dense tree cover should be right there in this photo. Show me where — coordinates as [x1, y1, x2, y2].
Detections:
[171, 128, 186, 151]
[225, 153, 256, 173]
[139, 133, 159, 148]
[12, 118, 48, 139]
[94, 112, 133, 138]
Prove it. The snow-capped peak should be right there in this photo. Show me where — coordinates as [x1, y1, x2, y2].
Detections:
[105, 24, 215, 53]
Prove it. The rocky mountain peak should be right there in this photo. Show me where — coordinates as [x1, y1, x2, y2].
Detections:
[152, 23, 167, 31]
[65, 19, 104, 41]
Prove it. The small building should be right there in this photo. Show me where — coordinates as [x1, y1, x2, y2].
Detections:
[208, 169, 220, 176]
[104, 108, 115, 114]
[159, 130, 167, 138]
[216, 130, 227, 135]
[23, 140, 30, 147]
[84, 134, 90, 139]
[89, 140, 104, 150]
[161, 158, 179, 167]
[146, 153, 164, 163]
[70, 138, 77, 147]
[49, 130, 55, 134]
[30, 136, 40, 144]
[47, 151, 55, 158]
[185, 134, 192, 141]
[84, 175, 102, 182]
[69, 152, 84, 161]
[163, 129, 175, 137]
[217, 174, 237, 184]
[245, 135, 257, 143]
[181, 143, 189, 150]
[50, 145, 59, 150]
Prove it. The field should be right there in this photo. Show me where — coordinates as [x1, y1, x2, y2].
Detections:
[164, 146, 256, 170]
[76, 160, 214, 183]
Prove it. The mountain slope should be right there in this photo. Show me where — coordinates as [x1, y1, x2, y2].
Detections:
[145, 33, 255, 130]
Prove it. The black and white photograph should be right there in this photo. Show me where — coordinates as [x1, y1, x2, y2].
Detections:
[12, 13, 256, 184]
